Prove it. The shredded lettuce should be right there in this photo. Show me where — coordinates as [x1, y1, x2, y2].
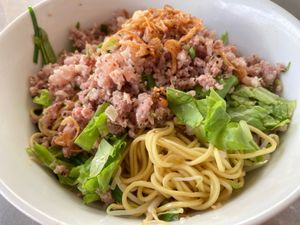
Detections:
[201, 90, 258, 151]
[27, 143, 56, 168]
[27, 143, 75, 182]
[89, 139, 112, 177]
[74, 103, 109, 151]
[83, 193, 100, 204]
[168, 88, 259, 152]
[194, 75, 238, 99]
[32, 89, 52, 107]
[77, 135, 127, 203]
[96, 135, 127, 193]
[167, 88, 203, 128]
[227, 85, 296, 131]
[217, 76, 238, 98]
[27, 138, 128, 205]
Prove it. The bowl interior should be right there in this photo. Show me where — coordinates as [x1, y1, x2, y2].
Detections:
[0, 0, 300, 225]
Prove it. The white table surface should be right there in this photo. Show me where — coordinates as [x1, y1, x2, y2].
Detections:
[0, 0, 300, 224]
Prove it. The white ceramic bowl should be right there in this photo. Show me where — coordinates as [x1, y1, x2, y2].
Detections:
[1, 0, 300, 224]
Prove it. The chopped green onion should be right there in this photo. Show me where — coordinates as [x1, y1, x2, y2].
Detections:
[285, 61, 291, 72]
[142, 73, 156, 89]
[183, 45, 190, 51]
[158, 213, 180, 222]
[101, 38, 119, 52]
[97, 43, 103, 49]
[111, 185, 123, 203]
[76, 21, 80, 29]
[188, 46, 196, 60]
[221, 32, 229, 45]
[230, 181, 242, 189]
[28, 6, 57, 65]
[100, 24, 108, 34]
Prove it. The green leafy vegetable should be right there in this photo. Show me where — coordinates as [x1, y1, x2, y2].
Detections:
[221, 32, 229, 45]
[158, 208, 183, 222]
[188, 46, 196, 59]
[76, 158, 93, 190]
[58, 164, 83, 186]
[83, 193, 100, 204]
[101, 38, 119, 52]
[168, 88, 259, 152]
[285, 61, 291, 72]
[217, 121, 258, 152]
[100, 24, 108, 34]
[96, 135, 127, 193]
[74, 103, 109, 151]
[27, 143, 76, 181]
[194, 75, 238, 99]
[167, 88, 203, 128]
[217, 75, 238, 98]
[142, 73, 156, 89]
[202, 90, 258, 151]
[230, 181, 242, 189]
[158, 213, 180, 222]
[194, 85, 210, 99]
[28, 6, 57, 64]
[227, 85, 296, 131]
[111, 185, 123, 203]
[76, 135, 127, 204]
[89, 139, 113, 177]
[27, 143, 56, 168]
[75, 21, 80, 29]
[97, 43, 103, 49]
[32, 89, 52, 107]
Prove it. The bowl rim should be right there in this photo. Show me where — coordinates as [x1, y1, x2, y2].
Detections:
[0, 0, 300, 224]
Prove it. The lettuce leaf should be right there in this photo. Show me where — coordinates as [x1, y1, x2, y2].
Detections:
[202, 90, 258, 151]
[27, 143, 56, 168]
[76, 135, 127, 203]
[27, 143, 80, 185]
[89, 139, 112, 177]
[96, 135, 127, 193]
[194, 75, 238, 99]
[168, 88, 258, 152]
[32, 89, 52, 107]
[74, 103, 109, 151]
[228, 85, 296, 131]
[217, 75, 238, 98]
[167, 88, 203, 128]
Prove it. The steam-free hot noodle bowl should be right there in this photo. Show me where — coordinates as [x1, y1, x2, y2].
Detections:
[27, 5, 295, 224]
